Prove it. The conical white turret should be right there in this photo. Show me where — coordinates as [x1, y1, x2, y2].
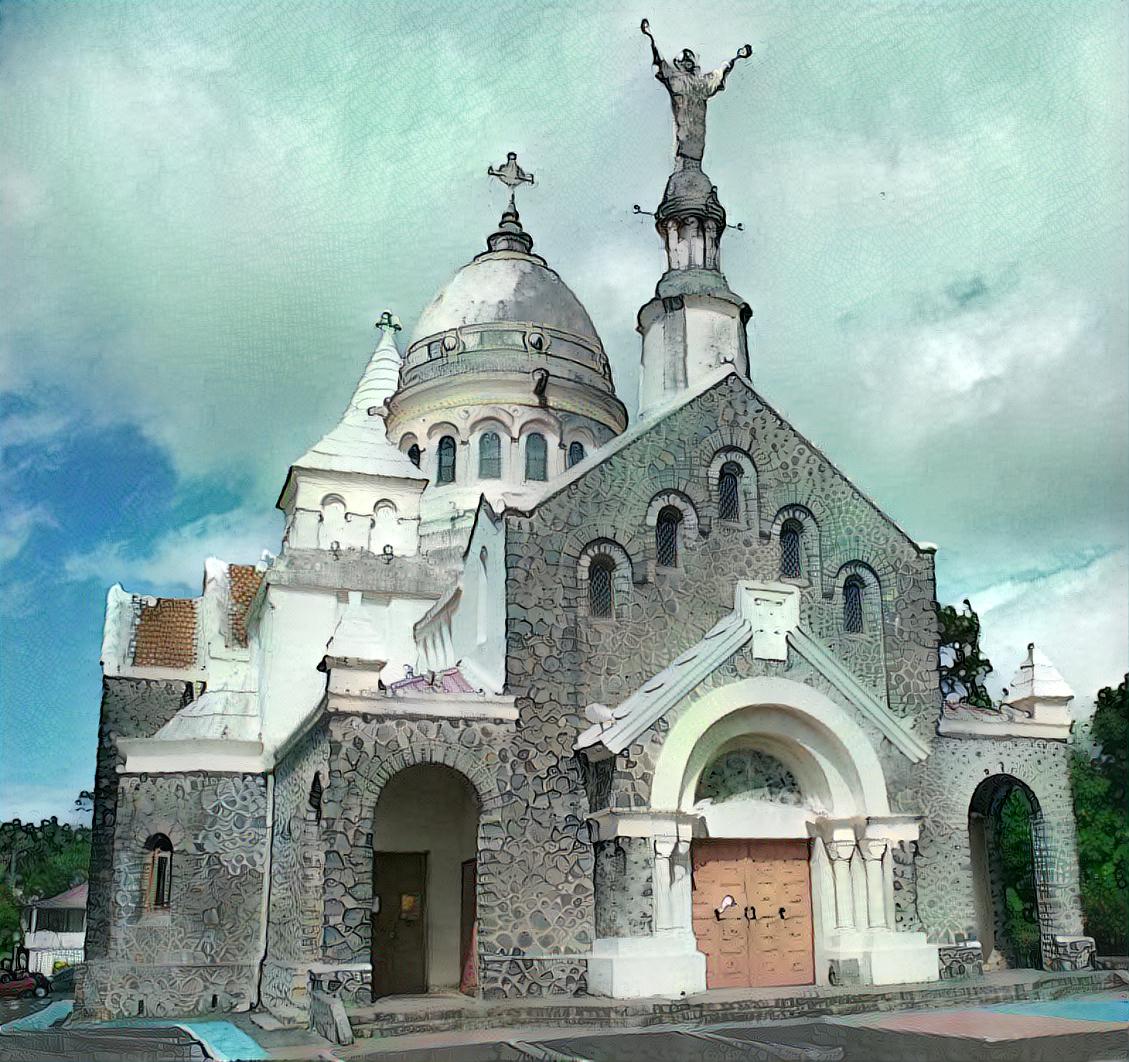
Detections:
[277, 313, 427, 557]
[295, 314, 424, 480]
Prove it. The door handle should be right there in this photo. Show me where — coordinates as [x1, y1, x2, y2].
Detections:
[778, 907, 787, 920]
[744, 905, 757, 922]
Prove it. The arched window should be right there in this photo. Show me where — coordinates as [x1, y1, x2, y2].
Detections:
[655, 505, 682, 568]
[477, 547, 489, 644]
[588, 555, 616, 618]
[437, 435, 457, 485]
[779, 518, 804, 579]
[567, 441, 586, 468]
[142, 834, 173, 912]
[308, 772, 323, 824]
[478, 431, 501, 479]
[718, 461, 743, 522]
[843, 575, 865, 633]
[407, 444, 421, 469]
[525, 432, 547, 481]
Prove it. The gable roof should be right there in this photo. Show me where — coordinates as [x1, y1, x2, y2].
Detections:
[501, 366, 929, 553]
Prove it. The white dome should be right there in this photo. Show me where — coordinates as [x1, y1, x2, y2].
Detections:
[412, 250, 602, 348]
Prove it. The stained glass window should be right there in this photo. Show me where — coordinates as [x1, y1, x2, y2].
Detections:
[589, 555, 615, 617]
[437, 435, 456, 485]
[718, 462, 742, 521]
[780, 518, 803, 578]
[843, 575, 865, 633]
[656, 505, 682, 567]
[525, 432, 547, 481]
[479, 431, 501, 479]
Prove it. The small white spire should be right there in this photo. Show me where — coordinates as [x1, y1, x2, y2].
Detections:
[1002, 642, 1074, 723]
[293, 312, 425, 479]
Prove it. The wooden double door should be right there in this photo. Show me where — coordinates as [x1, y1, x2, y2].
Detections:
[691, 839, 815, 989]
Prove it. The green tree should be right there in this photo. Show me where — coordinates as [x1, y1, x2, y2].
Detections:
[937, 598, 993, 708]
[0, 807, 92, 948]
[997, 788, 1041, 967]
[1072, 676, 1129, 953]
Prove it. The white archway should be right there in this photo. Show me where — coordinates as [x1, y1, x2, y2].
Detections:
[651, 677, 891, 817]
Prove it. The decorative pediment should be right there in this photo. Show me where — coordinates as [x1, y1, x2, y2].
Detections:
[576, 581, 929, 762]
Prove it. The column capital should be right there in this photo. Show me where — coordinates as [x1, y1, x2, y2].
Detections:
[826, 839, 857, 863]
[858, 838, 888, 862]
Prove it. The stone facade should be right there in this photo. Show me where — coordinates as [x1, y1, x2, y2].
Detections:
[78, 770, 268, 1019]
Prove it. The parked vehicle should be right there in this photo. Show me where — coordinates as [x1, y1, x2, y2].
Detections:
[0, 972, 49, 999]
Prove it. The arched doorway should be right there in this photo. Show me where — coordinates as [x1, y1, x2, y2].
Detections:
[968, 775, 1044, 970]
[371, 764, 480, 997]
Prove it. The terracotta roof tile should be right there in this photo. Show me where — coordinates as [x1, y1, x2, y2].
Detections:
[228, 564, 263, 647]
[132, 598, 197, 669]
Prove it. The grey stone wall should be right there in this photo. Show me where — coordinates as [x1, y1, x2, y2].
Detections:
[262, 718, 331, 1016]
[504, 375, 941, 822]
[912, 734, 1085, 960]
[318, 711, 592, 999]
[77, 772, 269, 1020]
[83, 678, 195, 964]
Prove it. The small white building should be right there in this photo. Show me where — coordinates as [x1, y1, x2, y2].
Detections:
[23, 883, 87, 976]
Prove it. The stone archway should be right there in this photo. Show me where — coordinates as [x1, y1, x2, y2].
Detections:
[968, 774, 1046, 970]
[370, 764, 481, 997]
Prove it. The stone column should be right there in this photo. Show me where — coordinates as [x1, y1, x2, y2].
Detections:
[826, 840, 857, 930]
[858, 839, 889, 929]
[653, 838, 693, 934]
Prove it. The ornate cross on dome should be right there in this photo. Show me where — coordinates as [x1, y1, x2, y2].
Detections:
[488, 152, 535, 211]
[375, 310, 402, 332]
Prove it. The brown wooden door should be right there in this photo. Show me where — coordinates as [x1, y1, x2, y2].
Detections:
[745, 839, 814, 988]
[371, 851, 427, 997]
[692, 838, 814, 990]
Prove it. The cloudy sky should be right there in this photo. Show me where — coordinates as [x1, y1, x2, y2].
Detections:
[2, 0, 1125, 822]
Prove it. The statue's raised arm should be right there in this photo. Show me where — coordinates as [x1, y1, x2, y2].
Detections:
[640, 19, 674, 82]
[709, 43, 753, 94]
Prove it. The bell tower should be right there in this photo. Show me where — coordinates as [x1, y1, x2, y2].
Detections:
[636, 21, 753, 418]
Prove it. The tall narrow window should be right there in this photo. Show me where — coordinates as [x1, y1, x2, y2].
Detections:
[718, 462, 742, 522]
[407, 444, 421, 469]
[437, 435, 457, 485]
[656, 505, 682, 568]
[779, 519, 804, 579]
[525, 432, 547, 481]
[567, 441, 586, 468]
[843, 576, 865, 633]
[142, 834, 173, 912]
[589, 555, 616, 618]
[478, 431, 501, 479]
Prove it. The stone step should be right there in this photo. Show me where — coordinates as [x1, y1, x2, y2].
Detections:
[348, 970, 1122, 1042]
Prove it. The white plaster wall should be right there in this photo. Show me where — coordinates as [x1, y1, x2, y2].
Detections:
[372, 766, 478, 990]
[257, 584, 341, 753]
[440, 511, 507, 693]
[285, 470, 422, 557]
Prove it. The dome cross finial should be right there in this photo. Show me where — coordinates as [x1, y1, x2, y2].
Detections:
[375, 310, 402, 332]
[484, 153, 536, 255]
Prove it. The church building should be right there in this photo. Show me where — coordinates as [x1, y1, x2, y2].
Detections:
[76, 28, 1094, 1023]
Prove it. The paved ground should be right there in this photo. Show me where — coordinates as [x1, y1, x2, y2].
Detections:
[0, 994, 59, 1026]
[1, 978, 1126, 1060]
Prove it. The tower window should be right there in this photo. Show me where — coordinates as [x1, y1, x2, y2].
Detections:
[656, 505, 682, 568]
[718, 461, 742, 522]
[479, 431, 502, 479]
[779, 519, 803, 579]
[589, 555, 616, 618]
[407, 444, 421, 469]
[141, 834, 173, 912]
[525, 432, 547, 481]
[567, 441, 586, 468]
[843, 576, 865, 633]
[437, 435, 457, 485]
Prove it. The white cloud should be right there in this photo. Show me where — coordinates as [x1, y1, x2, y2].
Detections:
[977, 549, 1128, 717]
[0, 502, 56, 563]
[63, 507, 281, 594]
